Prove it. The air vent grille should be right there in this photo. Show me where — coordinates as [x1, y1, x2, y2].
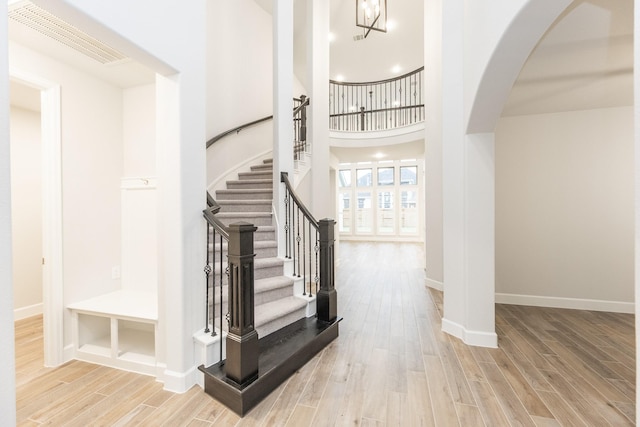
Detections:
[9, 2, 127, 64]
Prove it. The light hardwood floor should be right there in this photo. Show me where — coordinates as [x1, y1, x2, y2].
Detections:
[15, 242, 635, 426]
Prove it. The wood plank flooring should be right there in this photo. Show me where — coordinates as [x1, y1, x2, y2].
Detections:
[15, 242, 636, 425]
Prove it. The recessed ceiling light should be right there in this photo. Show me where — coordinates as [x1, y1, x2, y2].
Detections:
[335, 74, 345, 82]
[391, 65, 402, 74]
[328, 32, 336, 43]
[374, 152, 386, 159]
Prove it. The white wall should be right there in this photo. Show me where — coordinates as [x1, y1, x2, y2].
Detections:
[496, 106, 634, 310]
[123, 84, 156, 177]
[10, 42, 124, 345]
[10, 106, 42, 318]
[207, 0, 273, 138]
[122, 84, 157, 296]
[48, 0, 208, 392]
[0, 3, 17, 422]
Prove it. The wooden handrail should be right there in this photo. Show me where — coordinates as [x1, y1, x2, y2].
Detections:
[206, 116, 273, 149]
[280, 172, 319, 230]
[329, 103, 425, 118]
[204, 192, 229, 241]
[206, 96, 310, 149]
[329, 66, 424, 86]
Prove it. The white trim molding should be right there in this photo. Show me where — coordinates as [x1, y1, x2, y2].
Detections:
[496, 293, 635, 314]
[442, 318, 498, 348]
[425, 276, 443, 291]
[13, 303, 43, 321]
[11, 68, 64, 368]
[163, 365, 199, 393]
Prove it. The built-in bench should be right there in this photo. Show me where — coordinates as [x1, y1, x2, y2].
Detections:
[67, 290, 158, 376]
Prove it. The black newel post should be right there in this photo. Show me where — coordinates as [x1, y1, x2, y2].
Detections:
[360, 106, 366, 131]
[225, 222, 259, 386]
[300, 94, 307, 143]
[317, 218, 337, 322]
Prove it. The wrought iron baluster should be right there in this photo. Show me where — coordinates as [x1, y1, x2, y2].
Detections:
[292, 198, 297, 276]
[218, 234, 224, 342]
[302, 216, 306, 296]
[296, 206, 301, 278]
[315, 228, 319, 295]
[308, 220, 313, 297]
[284, 191, 290, 259]
[205, 223, 212, 334]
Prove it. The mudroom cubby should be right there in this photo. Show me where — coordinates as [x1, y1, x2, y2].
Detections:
[68, 177, 159, 376]
[68, 290, 158, 375]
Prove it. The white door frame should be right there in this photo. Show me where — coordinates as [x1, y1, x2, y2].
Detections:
[10, 68, 64, 367]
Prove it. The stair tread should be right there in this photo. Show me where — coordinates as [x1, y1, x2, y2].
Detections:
[255, 296, 307, 327]
[210, 275, 294, 303]
[255, 275, 294, 291]
[227, 179, 273, 184]
[255, 257, 284, 268]
[216, 212, 272, 218]
[217, 200, 271, 205]
[217, 189, 272, 193]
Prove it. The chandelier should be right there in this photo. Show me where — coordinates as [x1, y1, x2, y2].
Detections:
[356, 0, 387, 38]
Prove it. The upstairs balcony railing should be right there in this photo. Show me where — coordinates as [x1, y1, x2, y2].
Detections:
[329, 66, 424, 132]
[206, 95, 310, 161]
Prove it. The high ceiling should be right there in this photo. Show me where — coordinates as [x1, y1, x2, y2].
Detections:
[7, 0, 634, 119]
[287, 0, 633, 117]
[503, 0, 633, 116]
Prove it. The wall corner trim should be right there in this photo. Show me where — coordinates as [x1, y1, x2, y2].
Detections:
[441, 318, 498, 348]
[162, 365, 199, 394]
[425, 277, 443, 291]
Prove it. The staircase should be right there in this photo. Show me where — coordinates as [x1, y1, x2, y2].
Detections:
[213, 158, 308, 338]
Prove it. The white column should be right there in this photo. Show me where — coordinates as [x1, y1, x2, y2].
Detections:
[307, 0, 331, 219]
[440, 0, 497, 348]
[424, 0, 444, 289]
[156, 35, 208, 390]
[463, 132, 496, 346]
[273, 0, 294, 257]
[0, 6, 17, 425]
[156, 74, 184, 389]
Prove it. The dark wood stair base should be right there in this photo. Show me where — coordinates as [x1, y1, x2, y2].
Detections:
[199, 316, 341, 416]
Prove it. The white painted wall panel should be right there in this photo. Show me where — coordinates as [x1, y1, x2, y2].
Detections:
[496, 106, 634, 306]
[10, 106, 42, 317]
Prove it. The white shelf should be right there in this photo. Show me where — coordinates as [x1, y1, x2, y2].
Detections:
[68, 290, 157, 321]
[68, 290, 158, 376]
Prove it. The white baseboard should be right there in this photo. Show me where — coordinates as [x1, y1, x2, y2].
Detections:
[442, 318, 498, 348]
[425, 277, 443, 291]
[495, 293, 635, 314]
[163, 365, 199, 393]
[14, 303, 43, 321]
[62, 344, 74, 365]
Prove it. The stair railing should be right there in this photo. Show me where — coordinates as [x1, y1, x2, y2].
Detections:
[281, 172, 337, 323]
[329, 66, 424, 132]
[206, 95, 310, 163]
[293, 95, 310, 161]
[203, 194, 229, 363]
[203, 193, 260, 385]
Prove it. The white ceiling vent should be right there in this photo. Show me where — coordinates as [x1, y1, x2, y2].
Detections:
[8, 1, 128, 65]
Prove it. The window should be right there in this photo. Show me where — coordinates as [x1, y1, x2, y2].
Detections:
[338, 169, 351, 187]
[338, 193, 351, 233]
[356, 191, 372, 233]
[356, 169, 372, 187]
[377, 167, 394, 186]
[400, 166, 417, 185]
[338, 160, 421, 239]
